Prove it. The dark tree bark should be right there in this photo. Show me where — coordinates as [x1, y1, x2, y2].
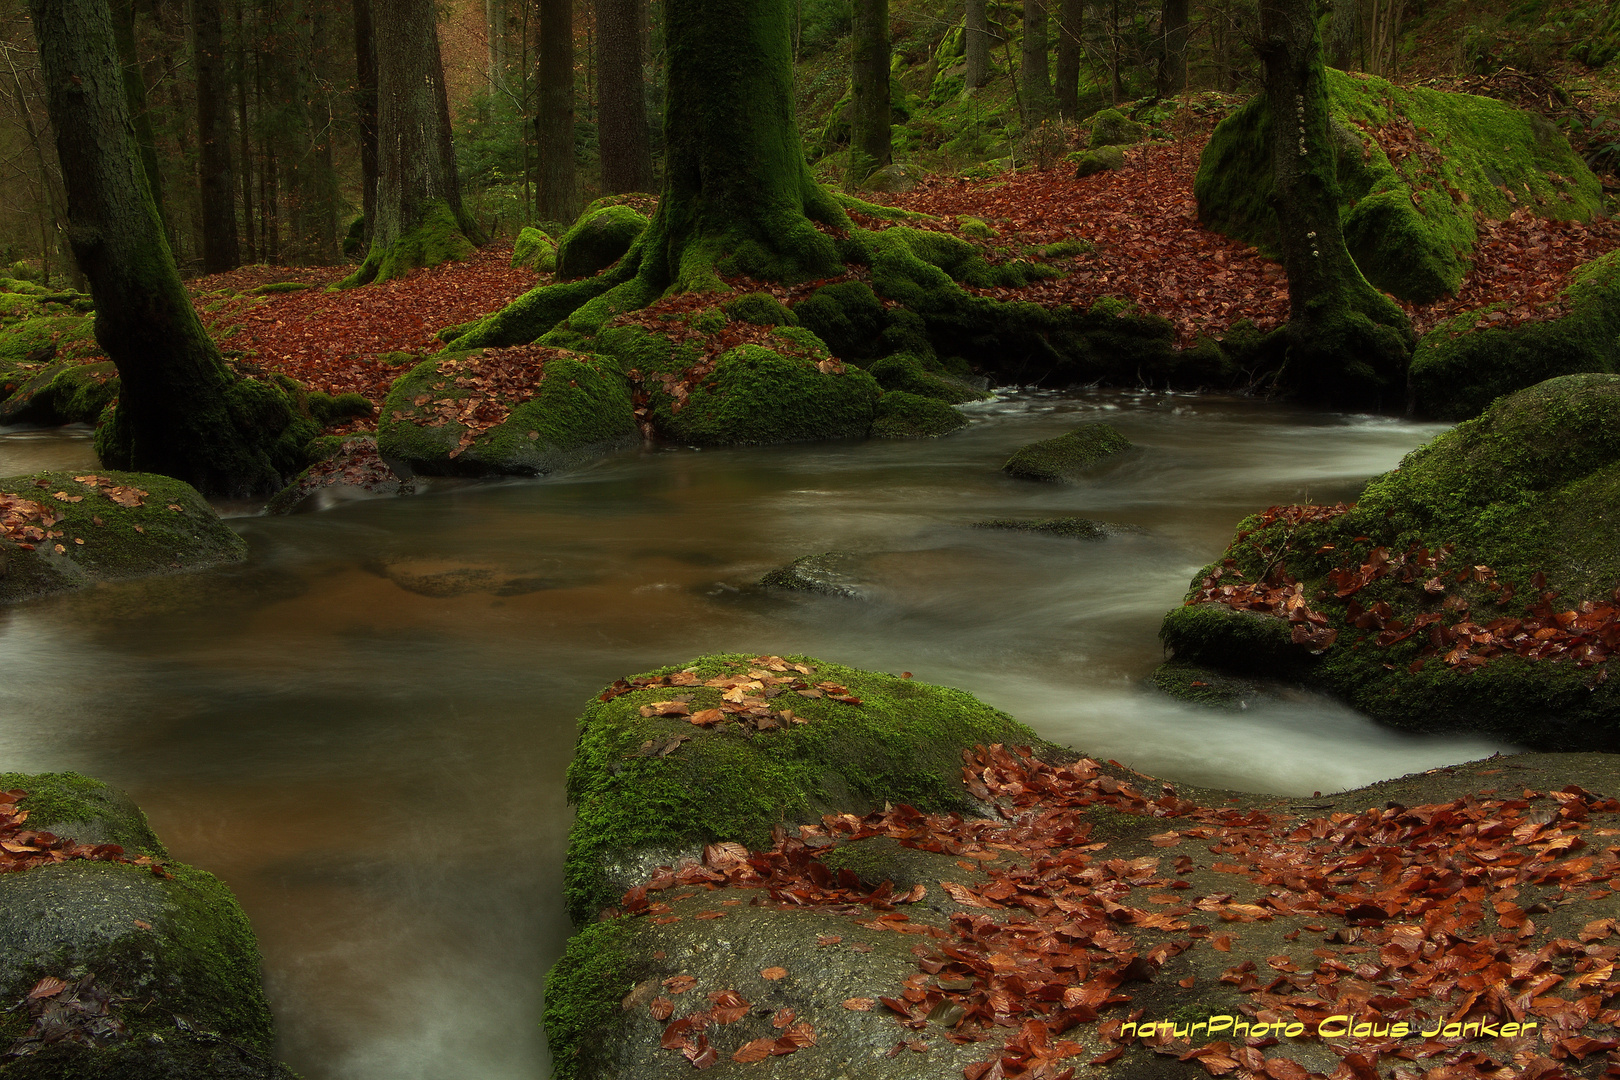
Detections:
[596, 0, 653, 192]
[342, 0, 479, 285]
[1154, 0, 1190, 97]
[234, 0, 256, 262]
[964, 0, 990, 89]
[845, 0, 890, 187]
[193, 0, 239, 271]
[1020, 0, 1055, 121]
[1258, 0, 1410, 406]
[353, 0, 378, 241]
[109, 0, 165, 229]
[27, 0, 313, 496]
[1054, 0, 1081, 119]
[537, 0, 577, 221]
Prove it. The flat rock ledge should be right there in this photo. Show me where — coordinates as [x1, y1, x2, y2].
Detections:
[545, 655, 1620, 1080]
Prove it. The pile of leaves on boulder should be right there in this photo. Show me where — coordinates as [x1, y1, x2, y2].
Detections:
[603, 656, 864, 740]
[0, 788, 168, 877]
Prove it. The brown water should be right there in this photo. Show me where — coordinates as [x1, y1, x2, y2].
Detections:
[0, 392, 1514, 1079]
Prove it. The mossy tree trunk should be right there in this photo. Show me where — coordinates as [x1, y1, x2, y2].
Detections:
[341, 0, 479, 286]
[537, 0, 578, 220]
[1259, 0, 1411, 406]
[27, 0, 312, 497]
[597, 0, 653, 193]
[845, 0, 891, 188]
[1154, 0, 1189, 98]
[1054, 0, 1081, 119]
[1020, 0, 1055, 122]
[194, 0, 239, 272]
[964, 0, 990, 89]
[110, 0, 164, 232]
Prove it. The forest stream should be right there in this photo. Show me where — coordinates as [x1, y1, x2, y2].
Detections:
[0, 390, 1515, 1080]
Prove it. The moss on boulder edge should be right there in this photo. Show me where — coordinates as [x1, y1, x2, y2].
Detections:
[1195, 68, 1601, 303]
[376, 350, 638, 476]
[1408, 250, 1620, 420]
[556, 205, 650, 280]
[870, 391, 966, 437]
[0, 772, 294, 1079]
[1158, 374, 1620, 748]
[0, 360, 120, 426]
[562, 653, 1037, 924]
[510, 226, 557, 273]
[0, 471, 247, 604]
[1003, 422, 1132, 481]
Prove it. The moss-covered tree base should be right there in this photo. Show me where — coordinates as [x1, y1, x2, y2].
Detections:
[0, 470, 248, 603]
[1157, 374, 1620, 748]
[337, 200, 476, 288]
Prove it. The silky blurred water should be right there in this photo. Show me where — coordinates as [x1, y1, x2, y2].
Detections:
[0, 392, 1513, 1079]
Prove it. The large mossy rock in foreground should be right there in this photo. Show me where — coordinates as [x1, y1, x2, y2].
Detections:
[0, 471, 247, 603]
[561, 654, 1035, 925]
[376, 347, 639, 476]
[1003, 422, 1131, 481]
[0, 772, 293, 1078]
[1408, 249, 1620, 420]
[1196, 68, 1601, 303]
[1159, 374, 1620, 748]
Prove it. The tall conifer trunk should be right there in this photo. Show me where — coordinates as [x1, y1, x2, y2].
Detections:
[596, 0, 653, 193]
[194, 0, 238, 271]
[537, 0, 577, 220]
[1021, 0, 1054, 121]
[1154, 0, 1190, 98]
[846, 0, 890, 188]
[1054, 0, 1081, 119]
[352, 0, 378, 241]
[964, 0, 989, 89]
[27, 0, 312, 496]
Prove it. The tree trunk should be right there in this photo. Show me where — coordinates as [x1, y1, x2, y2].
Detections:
[1258, 0, 1410, 406]
[846, 0, 890, 188]
[342, 0, 478, 285]
[1327, 0, 1357, 69]
[1020, 0, 1054, 122]
[193, 0, 239, 271]
[353, 0, 378, 241]
[487, 0, 507, 96]
[1154, 0, 1189, 97]
[597, 0, 653, 193]
[109, 0, 165, 231]
[1054, 0, 1081, 118]
[964, 0, 989, 89]
[537, 0, 577, 221]
[27, 0, 312, 496]
[235, 0, 256, 263]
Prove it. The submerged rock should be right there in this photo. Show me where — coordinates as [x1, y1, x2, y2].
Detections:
[0, 771, 294, 1078]
[0, 470, 246, 603]
[1002, 422, 1131, 481]
[266, 435, 414, 514]
[970, 516, 1137, 539]
[759, 552, 868, 598]
[1159, 374, 1620, 748]
[869, 391, 966, 438]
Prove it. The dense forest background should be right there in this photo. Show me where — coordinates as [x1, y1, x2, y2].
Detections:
[4, 0, 1620, 286]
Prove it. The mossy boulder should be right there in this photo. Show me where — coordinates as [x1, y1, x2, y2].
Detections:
[511, 226, 557, 273]
[720, 291, 797, 327]
[1087, 108, 1144, 147]
[0, 361, 120, 426]
[0, 471, 247, 603]
[870, 390, 967, 437]
[376, 348, 639, 477]
[1003, 422, 1132, 481]
[1408, 250, 1620, 420]
[555, 205, 649, 280]
[265, 434, 414, 515]
[791, 281, 887, 358]
[868, 352, 989, 404]
[646, 342, 881, 447]
[0, 314, 101, 408]
[1159, 374, 1620, 748]
[971, 517, 1135, 539]
[1195, 68, 1602, 303]
[758, 552, 868, 597]
[561, 654, 1038, 924]
[0, 772, 294, 1079]
[1071, 144, 1126, 178]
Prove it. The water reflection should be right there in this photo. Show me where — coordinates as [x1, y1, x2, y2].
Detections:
[0, 390, 1508, 1079]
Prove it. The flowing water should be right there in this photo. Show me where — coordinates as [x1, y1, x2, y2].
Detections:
[0, 393, 1514, 1079]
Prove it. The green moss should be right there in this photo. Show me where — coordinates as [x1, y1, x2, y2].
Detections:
[870, 390, 967, 437]
[0, 314, 99, 367]
[0, 361, 120, 426]
[593, 324, 704, 375]
[1408, 250, 1620, 420]
[246, 281, 313, 296]
[1003, 422, 1131, 481]
[338, 200, 476, 288]
[0, 772, 165, 858]
[970, 517, 1116, 539]
[867, 353, 986, 403]
[304, 390, 375, 426]
[1148, 661, 1266, 709]
[0, 470, 248, 603]
[446, 276, 620, 349]
[792, 281, 886, 358]
[649, 343, 880, 446]
[555, 205, 650, 280]
[1195, 69, 1602, 303]
[955, 215, 997, 238]
[562, 653, 1038, 922]
[721, 291, 798, 326]
[511, 226, 557, 273]
[1042, 239, 1095, 258]
[541, 918, 639, 1080]
[376, 351, 638, 476]
[1088, 108, 1145, 147]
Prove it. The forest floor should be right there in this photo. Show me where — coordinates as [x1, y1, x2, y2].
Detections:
[189, 132, 1620, 428]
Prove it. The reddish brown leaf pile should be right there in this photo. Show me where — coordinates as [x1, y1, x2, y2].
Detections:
[0, 789, 168, 877]
[387, 345, 562, 457]
[609, 656, 860, 740]
[7, 974, 127, 1058]
[620, 744, 1620, 1080]
[2, 475, 149, 554]
[656, 980, 818, 1069]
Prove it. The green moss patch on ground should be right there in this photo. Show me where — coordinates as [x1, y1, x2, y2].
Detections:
[562, 653, 1036, 924]
[1003, 422, 1132, 481]
[0, 360, 120, 426]
[1408, 249, 1620, 420]
[376, 346, 639, 476]
[1159, 374, 1620, 747]
[0, 471, 247, 604]
[1196, 68, 1602, 303]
